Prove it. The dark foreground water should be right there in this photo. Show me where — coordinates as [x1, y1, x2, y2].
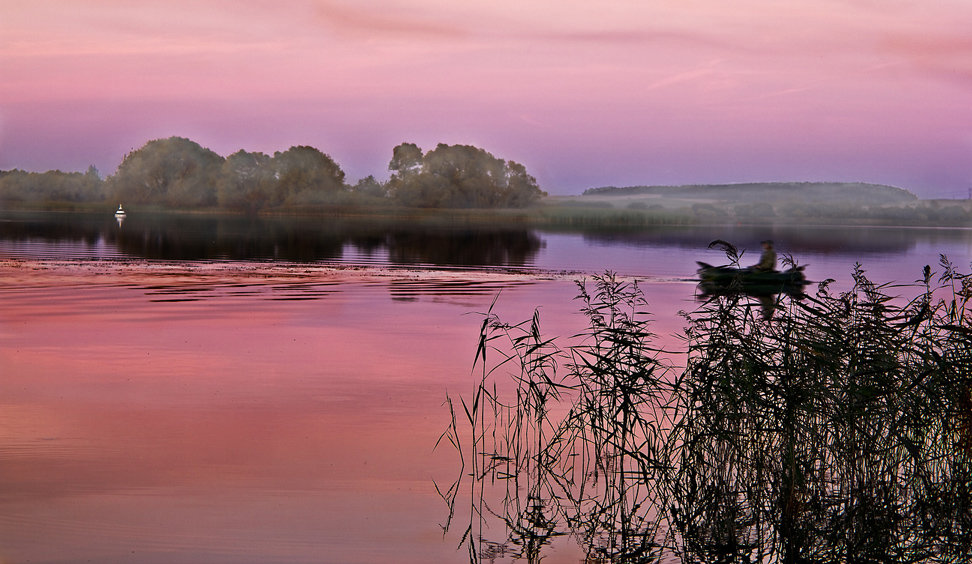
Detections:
[0, 211, 970, 563]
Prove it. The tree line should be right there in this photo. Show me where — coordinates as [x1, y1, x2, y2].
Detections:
[0, 166, 104, 205]
[0, 137, 546, 211]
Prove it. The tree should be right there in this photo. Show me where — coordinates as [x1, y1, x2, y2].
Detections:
[216, 150, 275, 213]
[0, 168, 104, 203]
[503, 161, 544, 208]
[85, 165, 101, 183]
[388, 142, 546, 208]
[271, 146, 346, 206]
[107, 137, 224, 207]
[351, 175, 388, 199]
[388, 142, 423, 175]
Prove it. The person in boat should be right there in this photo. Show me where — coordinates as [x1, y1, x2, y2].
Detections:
[752, 240, 777, 272]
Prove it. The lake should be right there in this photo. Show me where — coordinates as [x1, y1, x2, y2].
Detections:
[1, 211, 970, 563]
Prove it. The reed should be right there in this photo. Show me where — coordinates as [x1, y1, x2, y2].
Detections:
[440, 247, 971, 563]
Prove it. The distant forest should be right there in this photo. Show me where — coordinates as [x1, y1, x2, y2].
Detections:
[0, 137, 546, 212]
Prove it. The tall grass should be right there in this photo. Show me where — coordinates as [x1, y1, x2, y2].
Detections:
[439, 248, 971, 563]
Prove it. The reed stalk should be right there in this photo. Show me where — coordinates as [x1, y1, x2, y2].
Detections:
[440, 249, 971, 563]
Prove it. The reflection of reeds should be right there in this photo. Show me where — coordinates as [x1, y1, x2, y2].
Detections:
[439, 248, 972, 563]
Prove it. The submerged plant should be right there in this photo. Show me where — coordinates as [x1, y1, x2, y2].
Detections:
[439, 252, 972, 563]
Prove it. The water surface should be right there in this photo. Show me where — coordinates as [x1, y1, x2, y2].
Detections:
[1, 211, 969, 563]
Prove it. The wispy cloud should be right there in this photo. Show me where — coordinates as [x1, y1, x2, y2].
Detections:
[309, 0, 745, 54]
[313, 0, 468, 40]
[880, 31, 972, 85]
[2, 0, 970, 195]
[641, 67, 717, 92]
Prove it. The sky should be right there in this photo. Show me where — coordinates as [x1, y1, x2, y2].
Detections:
[1, 0, 971, 198]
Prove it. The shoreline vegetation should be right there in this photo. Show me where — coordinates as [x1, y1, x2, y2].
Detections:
[440, 255, 972, 563]
[2, 136, 970, 228]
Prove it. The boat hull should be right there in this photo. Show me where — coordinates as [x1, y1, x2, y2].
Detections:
[697, 261, 808, 297]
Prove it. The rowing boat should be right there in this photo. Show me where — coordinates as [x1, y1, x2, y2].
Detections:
[697, 261, 809, 296]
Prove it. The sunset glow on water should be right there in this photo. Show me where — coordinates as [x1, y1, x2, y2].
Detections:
[1, 219, 970, 562]
[1, 261, 649, 563]
[3, 0, 972, 560]
[0, 269, 492, 561]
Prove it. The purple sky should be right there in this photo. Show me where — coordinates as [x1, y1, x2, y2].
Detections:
[2, 1, 971, 197]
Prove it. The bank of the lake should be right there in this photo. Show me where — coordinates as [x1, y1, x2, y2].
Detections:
[4, 180, 972, 228]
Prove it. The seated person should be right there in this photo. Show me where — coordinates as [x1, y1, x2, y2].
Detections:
[752, 240, 777, 271]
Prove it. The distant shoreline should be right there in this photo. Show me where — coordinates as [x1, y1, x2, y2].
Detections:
[3, 179, 971, 228]
[546, 181, 972, 228]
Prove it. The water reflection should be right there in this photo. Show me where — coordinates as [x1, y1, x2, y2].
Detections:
[2, 211, 970, 281]
[696, 259, 810, 319]
[1, 250, 609, 563]
[386, 229, 543, 267]
[3, 213, 970, 563]
[0, 211, 544, 267]
[386, 278, 537, 304]
[577, 223, 971, 256]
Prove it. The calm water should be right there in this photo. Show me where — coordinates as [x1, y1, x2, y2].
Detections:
[1, 211, 970, 563]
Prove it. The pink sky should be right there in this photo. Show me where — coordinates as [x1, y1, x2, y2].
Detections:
[2, 0, 971, 197]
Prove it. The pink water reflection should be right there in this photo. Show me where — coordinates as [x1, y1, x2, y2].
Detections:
[0, 261, 696, 563]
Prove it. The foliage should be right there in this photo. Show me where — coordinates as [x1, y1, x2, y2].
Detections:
[5, 136, 546, 212]
[0, 166, 103, 204]
[438, 273, 676, 563]
[388, 142, 423, 175]
[9, 136, 969, 225]
[217, 150, 276, 213]
[670, 253, 972, 562]
[388, 143, 546, 208]
[270, 145, 346, 206]
[350, 175, 388, 199]
[441, 254, 972, 563]
[107, 137, 224, 207]
[105, 139, 349, 211]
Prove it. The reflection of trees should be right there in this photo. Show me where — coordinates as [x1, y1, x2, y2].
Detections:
[113, 216, 346, 261]
[0, 212, 543, 266]
[574, 223, 972, 256]
[385, 229, 542, 267]
[0, 211, 112, 246]
[114, 216, 543, 265]
[440, 261, 972, 563]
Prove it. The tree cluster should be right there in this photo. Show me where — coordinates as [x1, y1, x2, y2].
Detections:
[106, 138, 347, 212]
[387, 142, 546, 208]
[0, 166, 103, 204]
[1, 136, 545, 212]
